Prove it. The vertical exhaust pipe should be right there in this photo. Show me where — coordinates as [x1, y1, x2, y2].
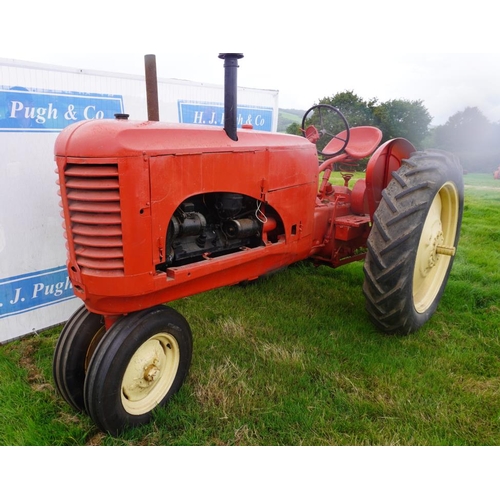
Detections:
[145, 54, 160, 121]
[218, 53, 244, 141]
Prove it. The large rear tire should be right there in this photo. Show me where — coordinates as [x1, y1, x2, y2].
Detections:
[363, 150, 464, 335]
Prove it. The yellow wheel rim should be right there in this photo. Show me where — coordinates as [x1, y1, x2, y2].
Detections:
[121, 333, 180, 415]
[413, 182, 459, 313]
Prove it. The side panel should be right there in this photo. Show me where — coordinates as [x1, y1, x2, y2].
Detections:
[149, 146, 318, 266]
[69, 145, 319, 315]
[149, 151, 268, 269]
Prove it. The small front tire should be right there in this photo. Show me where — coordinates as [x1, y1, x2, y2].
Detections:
[53, 305, 106, 412]
[83, 305, 193, 436]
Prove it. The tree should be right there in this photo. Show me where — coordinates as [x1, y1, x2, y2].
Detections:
[432, 107, 500, 172]
[373, 99, 432, 149]
[285, 121, 302, 136]
[433, 107, 491, 151]
[314, 92, 432, 148]
[319, 91, 377, 127]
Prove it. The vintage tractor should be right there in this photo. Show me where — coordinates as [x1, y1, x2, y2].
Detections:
[53, 54, 464, 435]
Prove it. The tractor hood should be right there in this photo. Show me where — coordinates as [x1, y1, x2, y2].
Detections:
[54, 118, 314, 159]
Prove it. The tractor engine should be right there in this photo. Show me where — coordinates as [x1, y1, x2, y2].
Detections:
[163, 192, 263, 269]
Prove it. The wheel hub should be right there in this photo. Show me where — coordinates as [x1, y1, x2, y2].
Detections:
[419, 226, 444, 278]
[413, 182, 459, 314]
[122, 342, 163, 397]
[144, 363, 160, 382]
[121, 333, 180, 414]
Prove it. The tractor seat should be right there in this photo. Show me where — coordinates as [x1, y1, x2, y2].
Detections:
[323, 126, 383, 159]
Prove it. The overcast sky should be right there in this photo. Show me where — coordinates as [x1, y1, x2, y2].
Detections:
[3, 1, 498, 126]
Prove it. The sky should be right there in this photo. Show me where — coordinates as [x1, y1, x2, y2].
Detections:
[2, 1, 499, 126]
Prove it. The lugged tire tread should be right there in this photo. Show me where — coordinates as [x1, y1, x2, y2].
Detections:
[363, 149, 464, 335]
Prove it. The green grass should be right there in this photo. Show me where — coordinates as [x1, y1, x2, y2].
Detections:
[463, 172, 500, 187]
[1, 174, 499, 445]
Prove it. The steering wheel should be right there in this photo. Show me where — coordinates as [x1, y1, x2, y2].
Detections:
[301, 104, 350, 157]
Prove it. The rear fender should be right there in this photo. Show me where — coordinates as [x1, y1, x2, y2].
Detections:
[365, 138, 416, 218]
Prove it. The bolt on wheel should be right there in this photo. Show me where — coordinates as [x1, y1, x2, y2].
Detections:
[363, 150, 464, 335]
[53, 305, 107, 412]
[413, 182, 460, 313]
[121, 332, 181, 416]
[84, 305, 193, 436]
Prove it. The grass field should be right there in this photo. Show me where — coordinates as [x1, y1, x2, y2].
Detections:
[0, 174, 499, 446]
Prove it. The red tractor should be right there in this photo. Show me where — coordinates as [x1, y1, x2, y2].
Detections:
[53, 54, 464, 435]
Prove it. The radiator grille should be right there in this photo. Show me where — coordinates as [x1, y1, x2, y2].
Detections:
[64, 164, 124, 275]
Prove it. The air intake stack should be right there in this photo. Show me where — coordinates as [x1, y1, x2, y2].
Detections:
[144, 54, 160, 121]
[218, 53, 244, 141]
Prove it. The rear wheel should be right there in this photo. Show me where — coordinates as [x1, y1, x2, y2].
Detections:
[363, 150, 464, 335]
[84, 305, 193, 436]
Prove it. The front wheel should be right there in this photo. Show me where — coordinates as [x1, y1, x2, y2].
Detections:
[84, 305, 193, 436]
[363, 150, 464, 335]
[53, 305, 106, 412]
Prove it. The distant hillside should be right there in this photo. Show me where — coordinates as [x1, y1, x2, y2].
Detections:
[278, 108, 305, 133]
